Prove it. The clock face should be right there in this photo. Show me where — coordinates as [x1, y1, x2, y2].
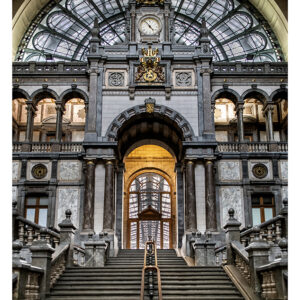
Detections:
[140, 18, 160, 35]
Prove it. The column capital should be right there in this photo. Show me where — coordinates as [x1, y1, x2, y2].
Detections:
[87, 67, 100, 75]
[25, 102, 36, 112]
[262, 103, 275, 114]
[200, 67, 213, 75]
[235, 103, 244, 111]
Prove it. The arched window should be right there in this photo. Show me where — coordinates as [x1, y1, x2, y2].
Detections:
[128, 172, 172, 249]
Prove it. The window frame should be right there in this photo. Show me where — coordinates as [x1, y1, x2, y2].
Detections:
[251, 194, 275, 225]
[25, 195, 49, 226]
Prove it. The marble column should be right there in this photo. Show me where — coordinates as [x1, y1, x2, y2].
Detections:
[25, 103, 36, 142]
[185, 160, 197, 232]
[236, 104, 245, 142]
[205, 160, 217, 231]
[115, 163, 124, 248]
[175, 163, 184, 248]
[264, 105, 275, 141]
[103, 161, 115, 232]
[83, 160, 95, 231]
[55, 103, 64, 142]
[130, 8, 136, 41]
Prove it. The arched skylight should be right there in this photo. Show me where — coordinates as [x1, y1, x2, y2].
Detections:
[16, 0, 283, 62]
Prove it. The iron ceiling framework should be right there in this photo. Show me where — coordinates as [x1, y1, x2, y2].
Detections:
[15, 0, 284, 62]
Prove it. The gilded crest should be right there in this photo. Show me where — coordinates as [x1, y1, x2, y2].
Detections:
[136, 46, 165, 83]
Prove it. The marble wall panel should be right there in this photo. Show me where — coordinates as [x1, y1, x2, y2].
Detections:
[218, 160, 242, 182]
[12, 186, 18, 202]
[72, 131, 84, 142]
[27, 161, 52, 181]
[219, 186, 245, 227]
[248, 160, 273, 181]
[58, 161, 82, 181]
[12, 161, 20, 180]
[279, 160, 288, 181]
[19, 131, 26, 141]
[56, 187, 80, 228]
[195, 163, 206, 233]
[281, 186, 288, 200]
[260, 131, 280, 142]
[94, 164, 105, 233]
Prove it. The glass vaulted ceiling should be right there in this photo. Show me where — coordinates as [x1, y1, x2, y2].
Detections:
[16, 0, 284, 63]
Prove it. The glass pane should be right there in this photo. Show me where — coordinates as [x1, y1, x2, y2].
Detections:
[130, 222, 137, 249]
[263, 196, 273, 205]
[38, 209, 48, 227]
[163, 222, 170, 249]
[39, 197, 48, 206]
[252, 208, 261, 226]
[251, 196, 260, 205]
[139, 221, 161, 249]
[161, 194, 171, 218]
[26, 208, 35, 223]
[264, 208, 274, 222]
[26, 197, 37, 206]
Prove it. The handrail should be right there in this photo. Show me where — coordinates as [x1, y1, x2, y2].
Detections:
[140, 241, 163, 300]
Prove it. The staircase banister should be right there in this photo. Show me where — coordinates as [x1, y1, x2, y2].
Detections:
[231, 240, 249, 263]
[215, 244, 226, 253]
[73, 245, 85, 253]
[240, 215, 285, 238]
[51, 243, 70, 265]
[16, 216, 60, 239]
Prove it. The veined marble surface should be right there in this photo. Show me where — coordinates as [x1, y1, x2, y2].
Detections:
[58, 161, 81, 181]
[12, 161, 20, 180]
[218, 160, 242, 181]
[12, 186, 17, 202]
[281, 186, 288, 200]
[279, 160, 288, 181]
[56, 187, 80, 228]
[220, 186, 245, 228]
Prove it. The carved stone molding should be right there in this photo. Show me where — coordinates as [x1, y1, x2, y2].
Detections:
[108, 72, 125, 87]
[174, 71, 192, 87]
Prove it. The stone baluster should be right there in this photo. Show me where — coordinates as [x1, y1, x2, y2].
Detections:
[205, 159, 217, 231]
[19, 222, 25, 243]
[27, 226, 34, 246]
[58, 209, 77, 267]
[223, 208, 241, 265]
[103, 160, 115, 232]
[30, 228, 55, 299]
[245, 227, 270, 296]
[185, 160, 197, 232]
[236, 103, 244, 142]
[83, 160, 96, 231]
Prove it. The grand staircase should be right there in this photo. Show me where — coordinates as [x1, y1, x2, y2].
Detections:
[47, 249, 244, 300]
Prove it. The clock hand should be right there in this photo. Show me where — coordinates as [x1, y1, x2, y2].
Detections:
[146, 22, 154, 31]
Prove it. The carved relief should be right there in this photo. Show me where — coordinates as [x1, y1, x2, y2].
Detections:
[175, 72, 192, 86]
[220, 186, 244, 227]
[108, 72, 125, 87]
[31, 164, 48, 179]
[27, 161, 51, 181]
[58, 161, 81, 181]
[56, 188, 80, 228]
[218, 161, 242, 181]
[248, 160, 273, 180]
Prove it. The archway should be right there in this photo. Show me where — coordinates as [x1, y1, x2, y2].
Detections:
[123, 145, 176, 249]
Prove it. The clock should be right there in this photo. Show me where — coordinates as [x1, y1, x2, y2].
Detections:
[140, 17, 160, 35]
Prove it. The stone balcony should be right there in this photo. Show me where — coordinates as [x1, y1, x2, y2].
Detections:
[12, 141, 288, 154]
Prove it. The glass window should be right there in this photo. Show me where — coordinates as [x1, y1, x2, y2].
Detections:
[25, 196, 49, 226]
[251, 194, 275, 225]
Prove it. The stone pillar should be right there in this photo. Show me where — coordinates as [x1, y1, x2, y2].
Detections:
[176, 163, 184, 248]
[236, 104, 244, 142]
[130, 8, 136, 42]
[264, 105, 275, 141]
[103, 160, 115, 232]
[185, 160, 197, 232]
[13, 201, 19, 240]
[84, 234, 107, 267]
[58, 209, 77, 267]
[200, 66, 214, 135]
[55, 103, 64, 142]
[205, 159, 217, 231]
[115, 163, 124, 248]
[25, 102, 36, 142]
[223, 208, 242, 265]
[83, 160, 96, 231]
[245, 227, 270, 296]
[194, 239, 206, 266]
[30, 228, 55, 299]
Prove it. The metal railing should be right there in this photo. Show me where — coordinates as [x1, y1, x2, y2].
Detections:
[140, 240, 163, 300]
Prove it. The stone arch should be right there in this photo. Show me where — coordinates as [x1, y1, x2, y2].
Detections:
[30, 88, 59, 106]
[105, 104, 195, 142]
[212, 88, 241, 104]
[241, 88, 270, 104]
[270, 87, 288, 102]
[105, 104, 195, 161]
[12, 87, 30, 100]
[59, 88, 89, 107]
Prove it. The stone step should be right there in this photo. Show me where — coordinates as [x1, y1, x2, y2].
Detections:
[48, 296, 243, 300]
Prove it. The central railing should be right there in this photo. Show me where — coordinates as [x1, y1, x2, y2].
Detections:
[140, 241, 163, 300]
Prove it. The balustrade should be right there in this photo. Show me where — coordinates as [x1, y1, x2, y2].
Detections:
[217, 142, 287, 153]
[13, 142, 84, 153]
